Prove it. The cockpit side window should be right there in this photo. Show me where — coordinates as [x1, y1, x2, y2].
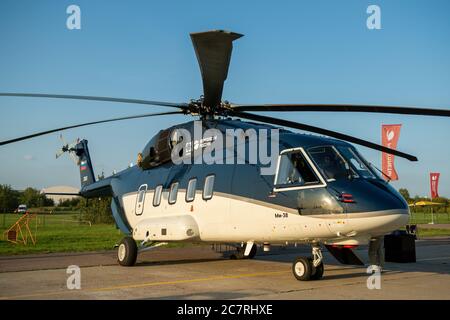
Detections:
[307, 146, 351, 181]
[275, 150, 322, 189]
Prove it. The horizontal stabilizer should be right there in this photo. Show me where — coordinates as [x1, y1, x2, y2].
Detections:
[42, 192, 80, 196]
[79, 176, 113, 198]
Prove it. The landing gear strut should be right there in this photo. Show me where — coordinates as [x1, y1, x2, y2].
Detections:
[230, 242, 257, 260]
[292, 244, 324, 281]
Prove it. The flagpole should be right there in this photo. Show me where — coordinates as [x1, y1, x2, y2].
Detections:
[430, 186, 435, 225]
[431, 204, 434, 224]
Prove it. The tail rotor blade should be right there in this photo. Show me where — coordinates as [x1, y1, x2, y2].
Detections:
[56, 150, 65, 159]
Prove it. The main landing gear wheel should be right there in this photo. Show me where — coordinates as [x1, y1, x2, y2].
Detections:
[292, 257, 312, 281]
[117, 236, 137, 266]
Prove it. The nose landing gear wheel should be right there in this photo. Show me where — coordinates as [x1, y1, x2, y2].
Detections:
[117, 236, 137, 266]
[292, 257, 312, 281]
[292, 257, 324, 281]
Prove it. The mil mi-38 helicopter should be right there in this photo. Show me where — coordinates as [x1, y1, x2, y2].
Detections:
[1, 30, 449, 281]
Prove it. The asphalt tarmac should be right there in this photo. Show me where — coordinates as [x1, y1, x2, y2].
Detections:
[0, 239, 449, 300]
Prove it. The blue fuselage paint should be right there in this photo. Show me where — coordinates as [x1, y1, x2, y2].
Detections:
[79, 119, 409, 233]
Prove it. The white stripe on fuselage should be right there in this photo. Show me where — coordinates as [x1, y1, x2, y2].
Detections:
[121, 190, 409, 243]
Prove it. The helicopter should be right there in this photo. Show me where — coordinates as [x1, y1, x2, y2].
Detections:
[1, 30, 449, 281]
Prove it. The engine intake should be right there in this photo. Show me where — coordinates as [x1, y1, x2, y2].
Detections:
[138, 129, 172, 169]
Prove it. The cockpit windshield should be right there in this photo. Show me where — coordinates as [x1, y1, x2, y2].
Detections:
[307, 145, 377, 181]
[307, 146, 350, 180]
[336, 146, 376, 179]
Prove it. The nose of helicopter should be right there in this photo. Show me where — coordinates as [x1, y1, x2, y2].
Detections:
[369, 209, 410, 235]
[339, 208, 410, 238]
[338, 178, 409, 212]
[329, 178, 410, 236]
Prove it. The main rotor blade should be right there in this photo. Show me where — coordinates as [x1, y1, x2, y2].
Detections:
[0, 93, 188, 109]
[0, 111, 184, 146]
[231, 103, 450, 117]
[190, 30, 243, 108]
[230, 111, 418, 161]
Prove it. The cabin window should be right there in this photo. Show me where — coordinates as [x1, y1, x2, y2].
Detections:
[203, 175, 215, 200]
[168, 182, 179, 204]
[138, 189, 145, 203]
[135, 184, 147, 215]
[153, 185, 162, 206]
[275, 150, 321, 189]
[186, 178, 197, 202]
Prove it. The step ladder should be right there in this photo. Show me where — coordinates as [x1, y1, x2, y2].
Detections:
[3, 212, 37, 245]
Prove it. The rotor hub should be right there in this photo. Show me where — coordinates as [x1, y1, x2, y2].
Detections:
[187, 97, 232, 119]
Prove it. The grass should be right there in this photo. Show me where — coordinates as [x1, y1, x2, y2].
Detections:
[408, 212, 450, 237]
[0, 213, 124, 255]
[416, 228, 450, 238]
[0, 213, 197, 255]
[408, 211, 450, 224]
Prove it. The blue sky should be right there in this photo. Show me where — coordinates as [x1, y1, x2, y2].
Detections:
[0, 0, 449, 197]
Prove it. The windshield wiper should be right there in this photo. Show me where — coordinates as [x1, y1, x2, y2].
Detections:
[369, 163, 391, 182]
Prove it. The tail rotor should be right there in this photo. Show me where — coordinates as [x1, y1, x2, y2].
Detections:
[56, 134, 80, 164]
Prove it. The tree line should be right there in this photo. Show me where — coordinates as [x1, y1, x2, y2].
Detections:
[398, 188, 449, 213]
[0, 184, 114, 224]
[0, 184, 54, 212]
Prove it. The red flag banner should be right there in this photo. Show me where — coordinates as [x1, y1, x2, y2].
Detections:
[430, 172, 440, 199]
[381, 124, 402, 181]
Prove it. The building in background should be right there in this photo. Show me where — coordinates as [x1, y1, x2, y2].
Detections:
[40, 186, 79, 205]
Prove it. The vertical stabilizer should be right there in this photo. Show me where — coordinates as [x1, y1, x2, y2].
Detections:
[74, 139, 96, 187]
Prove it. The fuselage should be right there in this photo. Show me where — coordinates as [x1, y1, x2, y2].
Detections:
[81, 119, 410, 246]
